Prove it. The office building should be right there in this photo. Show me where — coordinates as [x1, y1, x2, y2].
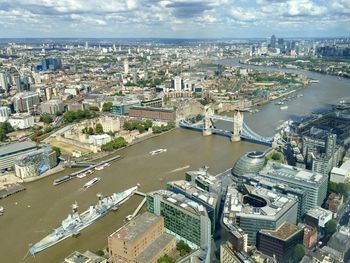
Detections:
[41, 99, 64, 115]
[124, 59, 129, 75]
[327, 193, 343, 215]
[167, 180, 219, 233]
[304, 207, 333, 229]
[0, 141, 37, 172]
[8, 114, 35, 129]
[111, 100, 140, 116]
[234, 186, 298, 245]
[237, 173, 307, 221]
[0, 106, 11, 122]
[14, 75, 30, 92]
[0, 71, 9, 92]
[220, 242, 245, 263]
[108, 212, 176, 263]
[146, 190, 211, 249]
[141, 98, 163, 108]
[330, 159, 350, 183]
[13, 92, 40, 112]
[173, 76, 182, 91]
[258, 162, 328, 213]
[270, 35, 276, 48]
[185, 167, 222, 194]
[41, 57, 62, 71]
[256, 223, 304, 262]
[14, 146, 57, 179]
[128, 106, 176, 121]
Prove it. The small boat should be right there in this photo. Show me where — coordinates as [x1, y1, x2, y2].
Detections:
[276, 101, 284, 105]
[125, 215, 133, 221]
[0, 206, 4, 216]
[95, 163, 109, 171]
[149, 149, 167, 155]
[280, 106, 288, 110]
[83, 177, 101, 189]
[77, 172, 87, 179]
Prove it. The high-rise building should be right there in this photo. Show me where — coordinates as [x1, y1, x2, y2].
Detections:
[13, 92, 40, 112]
[41, 57, 62, 71]
[167, 180, 219, 233]
[108, 212, 176, 263]
[173, 76, 182, 91]
[0, 71, 9, 93]
[124, 59, 129, 75]
[146, 190, 211, 249]
[0, 106, 11, 122]
[41, 99, 64, 115]
[258, 162, 328, 213]
[270, 35, 276, 48]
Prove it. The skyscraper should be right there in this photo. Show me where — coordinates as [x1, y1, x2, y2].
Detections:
[270, 35, 276, 48]
[0, 71, 9, 93]
[124, 59, 129, 75]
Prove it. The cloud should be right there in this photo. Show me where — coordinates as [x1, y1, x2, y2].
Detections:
[0, 0, 348, 37]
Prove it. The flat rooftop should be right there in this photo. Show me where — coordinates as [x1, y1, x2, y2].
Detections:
[135, 233, 175, 263]
[0, 141, 37, 157]
[109, 212, 161, 242]
[168, 180, 218, 207]
[260, 161, 327, 187]
[306, 206, 333, 220]
[259, 222, 301, 241]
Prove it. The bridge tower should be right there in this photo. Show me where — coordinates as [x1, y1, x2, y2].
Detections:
[231, 111, 243, 142]
[202, 105, 213, 136]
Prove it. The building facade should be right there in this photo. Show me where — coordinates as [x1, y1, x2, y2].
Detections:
[0, 142, 37, 172]
[108, 212, 176, 263]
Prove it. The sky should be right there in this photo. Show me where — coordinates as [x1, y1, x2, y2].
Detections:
[0, 0, 349, 38]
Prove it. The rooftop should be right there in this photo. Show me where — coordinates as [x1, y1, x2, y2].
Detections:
[167, 180, 218, 207]
[0, 141, 37, 157]
[64, 251, 106, 263]
[260, 161, 327, 187]
[135, 233, 175, 262]
[109, 212, 161, 242]
[259, 222, 302, 241]
[306, 206, 333, 220]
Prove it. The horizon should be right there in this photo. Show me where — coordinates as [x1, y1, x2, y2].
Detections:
[0, 0, 349, 38]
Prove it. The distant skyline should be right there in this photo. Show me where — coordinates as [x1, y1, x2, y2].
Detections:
[0, 0, 349, 38]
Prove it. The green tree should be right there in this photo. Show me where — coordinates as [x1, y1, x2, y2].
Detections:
[136, 123, 145, 133]
[87, 127, 94, 135]
[143, 120, 153, 129]
[176, 240, 191, 256]
[195, 114, 204, 122]
[293, 244, 305, 262]
[157, 255, 174, 263]
[40, 114, 53, 124]
[52, 146, 61, 158]
[95, 123, 104, 134]
[102, 102, 113, 112]
[89, 106, 100, 111]
[325, 219, 337, 235]
[0, 122, 14, 141]
[94, 250, 104, 257]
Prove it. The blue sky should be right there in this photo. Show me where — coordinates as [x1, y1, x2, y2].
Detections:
[0, 0, 349, 38]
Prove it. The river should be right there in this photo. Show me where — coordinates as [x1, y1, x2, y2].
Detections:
[0, 59, 349, 263]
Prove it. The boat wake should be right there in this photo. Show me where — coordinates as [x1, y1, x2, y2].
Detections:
[167, 165, 190, 174]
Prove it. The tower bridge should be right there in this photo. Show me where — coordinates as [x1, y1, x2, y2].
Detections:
[179, 106, 278, 147]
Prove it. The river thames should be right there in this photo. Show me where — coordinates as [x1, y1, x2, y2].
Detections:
[0, 61, 349, 263]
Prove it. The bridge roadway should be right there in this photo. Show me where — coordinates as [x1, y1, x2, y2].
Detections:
[179, 119, 273, 147]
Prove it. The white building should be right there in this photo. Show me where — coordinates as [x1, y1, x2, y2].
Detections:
[89, 134, 111, 146]
[173, 76, 182, 91]
[0, 106, 11, 122]
[124, 59, 129, 75]
[0, 71, 9, 92]
[99, 116, 121, 133]
[330, 159, 350, 183]
[9, 114, 35, 129]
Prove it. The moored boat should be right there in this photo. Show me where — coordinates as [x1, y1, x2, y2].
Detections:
[29, 186, 138, 255]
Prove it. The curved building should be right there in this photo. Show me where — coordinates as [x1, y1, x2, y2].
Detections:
[231, 151, 266, 179]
